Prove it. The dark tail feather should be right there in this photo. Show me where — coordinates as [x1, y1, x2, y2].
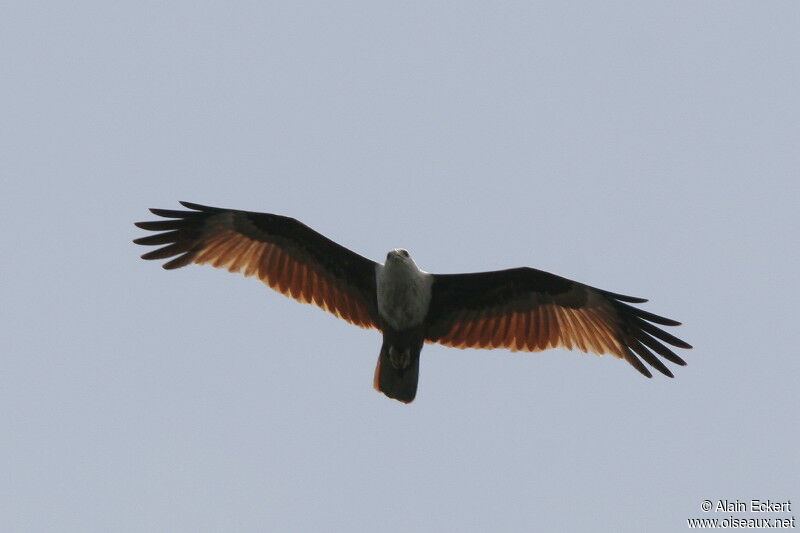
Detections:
[373, 342, 421, 404]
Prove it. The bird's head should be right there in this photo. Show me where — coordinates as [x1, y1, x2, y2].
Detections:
[386, 248, 411, 261]
[386, 248, 411, 264]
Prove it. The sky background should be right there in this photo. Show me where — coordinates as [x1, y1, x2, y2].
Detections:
[2, 2, 798, 531]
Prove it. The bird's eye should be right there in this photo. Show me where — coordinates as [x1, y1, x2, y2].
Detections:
[401, 250, 409, 257]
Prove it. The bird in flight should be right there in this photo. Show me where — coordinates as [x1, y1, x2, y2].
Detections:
[134, 202, 691, 403]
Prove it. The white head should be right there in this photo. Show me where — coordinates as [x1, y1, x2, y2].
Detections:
[386, 248, 409, 261]
[385, 248, 421, 270]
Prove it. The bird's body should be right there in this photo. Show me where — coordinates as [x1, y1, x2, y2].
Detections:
[135, 202, 692, 403]
[374, 250, 433, 401]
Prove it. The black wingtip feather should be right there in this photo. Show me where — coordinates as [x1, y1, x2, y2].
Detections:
[149, 208, 196, 218]
[628, 337, 674, 378]
[631, 316, 692, 349]
[179, 201, 222, 212]
[616, 301, 681, 326]
[140, 242, 194, 260]
[162, 252, 196, 269]
[599, 289, 648, 303]
[621, 347, 653, 378]
[635, 330, 688, 366]
[133, 231, 180, 245]
[134, 220, 185, 231]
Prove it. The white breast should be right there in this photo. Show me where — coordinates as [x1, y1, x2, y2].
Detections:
[375, 258, 433, 331]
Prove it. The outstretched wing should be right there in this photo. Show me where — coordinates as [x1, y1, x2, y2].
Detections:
[134, 202, 379, 329]
[425, 268, 691, 377]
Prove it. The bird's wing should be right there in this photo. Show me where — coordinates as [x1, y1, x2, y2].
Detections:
[424, 267, 691, 377]
[134, 202, 379, 329]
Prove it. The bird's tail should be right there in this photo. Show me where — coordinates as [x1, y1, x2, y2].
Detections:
[374, 336, 422, 404]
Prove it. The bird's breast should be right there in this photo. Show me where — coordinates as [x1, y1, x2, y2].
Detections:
[375, 263, 433, 331]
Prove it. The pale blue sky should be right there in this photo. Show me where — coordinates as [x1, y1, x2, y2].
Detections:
[2, 2, 798, 531]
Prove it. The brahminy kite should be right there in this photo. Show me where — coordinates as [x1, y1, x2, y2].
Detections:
[134, 202, 691, 403]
